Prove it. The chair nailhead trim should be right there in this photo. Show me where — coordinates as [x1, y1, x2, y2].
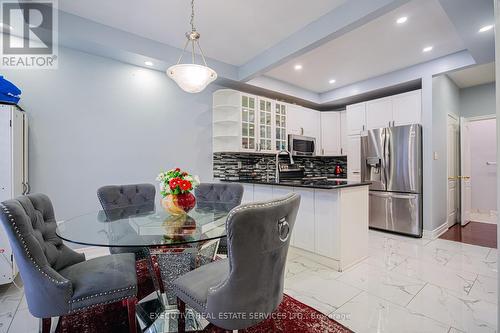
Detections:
[70, 285, 136, 303]
[69, 295, 134, 313]
[0, 204, 68, 285]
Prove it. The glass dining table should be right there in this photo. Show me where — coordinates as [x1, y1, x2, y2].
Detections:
[56, 202, 232, 332]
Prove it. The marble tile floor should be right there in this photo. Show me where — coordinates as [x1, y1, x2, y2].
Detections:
[0, 230, 497, 332]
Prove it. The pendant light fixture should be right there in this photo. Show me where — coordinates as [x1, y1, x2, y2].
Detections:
[167, 0, 217, 93]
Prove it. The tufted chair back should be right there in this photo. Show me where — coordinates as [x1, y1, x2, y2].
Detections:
[205, 193, 300, 329]
[0, 194, 85, 317]
[195, 183, 244, 211]
[97, 183, 156, 221]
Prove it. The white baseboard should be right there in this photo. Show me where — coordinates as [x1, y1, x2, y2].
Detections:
[423, 221, 449, 240]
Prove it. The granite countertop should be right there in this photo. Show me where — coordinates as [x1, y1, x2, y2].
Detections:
[220, 179, 371, 190]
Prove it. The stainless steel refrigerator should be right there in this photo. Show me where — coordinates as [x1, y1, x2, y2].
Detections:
[361, 124, 422, 237]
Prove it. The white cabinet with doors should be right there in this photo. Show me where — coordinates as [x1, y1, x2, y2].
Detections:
[346, 102, 366, 135]
[366, 96, 393, 130]
[340, 111, 348, 156]
[213, 89, 288, 154]
[287, 105, 321, 138]
[392, 90, 421, 126]
[347, 135, 361, 180]
[320, 112, 341, 156]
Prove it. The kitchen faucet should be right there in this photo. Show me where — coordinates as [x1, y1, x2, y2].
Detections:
[275, 149, 294, 183]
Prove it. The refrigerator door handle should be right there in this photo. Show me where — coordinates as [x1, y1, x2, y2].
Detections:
[383, 128, 390, 190]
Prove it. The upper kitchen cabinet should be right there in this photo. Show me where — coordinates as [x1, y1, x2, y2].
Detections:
[213, 89, 289, 154]
[366, 96, 393, 130]
[346, 102, 366, 135]
[392, 90, 421, 126]
[320, 112, 341, 156]
[275, 101, 287, 151]
[345, 90, 422, 134]
[287, 105, 321, 139]
[257, 97, 274, 152]
[340, 110, 348, 156]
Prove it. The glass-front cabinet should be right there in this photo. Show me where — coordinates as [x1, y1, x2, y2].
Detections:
[213, 89, 288, 153]
[275, 102, 287, 151]
[258, 98, 273, 152]
[241, 94, 256, 151]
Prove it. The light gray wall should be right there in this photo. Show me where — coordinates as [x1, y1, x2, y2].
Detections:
[460, 82, 496, 118]
[3, 46, 218, 220]
[431, 74, 460, 231]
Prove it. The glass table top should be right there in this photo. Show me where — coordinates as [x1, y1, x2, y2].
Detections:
[56, 203, 231, 248]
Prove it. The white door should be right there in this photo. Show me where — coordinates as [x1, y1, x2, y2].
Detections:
[366, 97, 393, 130]
[347, 135, 361, 180]
[346, 103, 366, 135]
[460, 117, 472, 226]
[0, 107, 11, 202]
[320, 112, 341, 156]
[393, 90, 422, 126]
[447, 115, 459, 227]
[340, 110, 348, 155]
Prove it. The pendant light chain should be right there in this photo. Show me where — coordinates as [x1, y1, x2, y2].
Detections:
[190, 0, 196, 32]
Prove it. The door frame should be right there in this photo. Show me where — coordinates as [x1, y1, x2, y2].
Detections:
[447, 113, 460, 228]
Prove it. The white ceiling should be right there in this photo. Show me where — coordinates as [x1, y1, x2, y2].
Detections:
[447, 62, 495, 88]
[58, 0, 346, 66]
[266, 0, 465, 93]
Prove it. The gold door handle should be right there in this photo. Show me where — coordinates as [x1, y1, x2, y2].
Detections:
[457, 176, 471, 180]
[448, 176, 458, 180]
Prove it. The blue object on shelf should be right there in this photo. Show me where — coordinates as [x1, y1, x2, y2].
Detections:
[0, 76, 21, 104]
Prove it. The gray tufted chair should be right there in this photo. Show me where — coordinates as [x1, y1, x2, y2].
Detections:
[0, 194, 138, 333]
[173, 193, 300, 331]
[195, 183, 244, 255]
[97, 183, 156, 257]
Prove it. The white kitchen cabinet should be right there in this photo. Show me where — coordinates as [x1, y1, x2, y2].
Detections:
[320, 112, 341, 156]
[288, 105, 320, 138]
[347, 135, 361, 180]
[366, 97, 393, 130]
[314, 189, 338, 257]
[257, 97, 274, 152]
[340, 110, 348, 156]
[292, 187, 315, 253]
[392, 90, 421, 126]
[346, 102, 366, 135]
[213, 89, 289, 154]
[274, 102, 288, 151]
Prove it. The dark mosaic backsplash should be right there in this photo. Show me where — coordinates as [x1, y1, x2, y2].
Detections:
[213, 152, 347, 182]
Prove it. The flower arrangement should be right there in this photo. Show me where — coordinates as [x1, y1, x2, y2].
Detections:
[157, 168, 200, 197]
[157, 168, 200, 215]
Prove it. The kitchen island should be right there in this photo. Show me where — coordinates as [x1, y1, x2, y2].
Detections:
[221, 179, 370, 271]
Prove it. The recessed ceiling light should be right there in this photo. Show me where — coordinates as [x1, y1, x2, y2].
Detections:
[144, 61, 154, 66]
[294, 64, 303, 71]
[422, 46, 433, 53]
[329, 79, 336, 84]
[478, 24, 494, 33]
[396, 16, 408, 24]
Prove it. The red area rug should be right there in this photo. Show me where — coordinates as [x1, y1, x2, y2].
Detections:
[56, 259, 352, 333]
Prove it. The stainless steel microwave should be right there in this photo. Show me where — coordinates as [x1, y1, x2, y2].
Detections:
[288, 134, 316, 156]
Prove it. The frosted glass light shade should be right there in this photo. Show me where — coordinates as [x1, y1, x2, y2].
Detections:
[167, 64, 217, 93]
